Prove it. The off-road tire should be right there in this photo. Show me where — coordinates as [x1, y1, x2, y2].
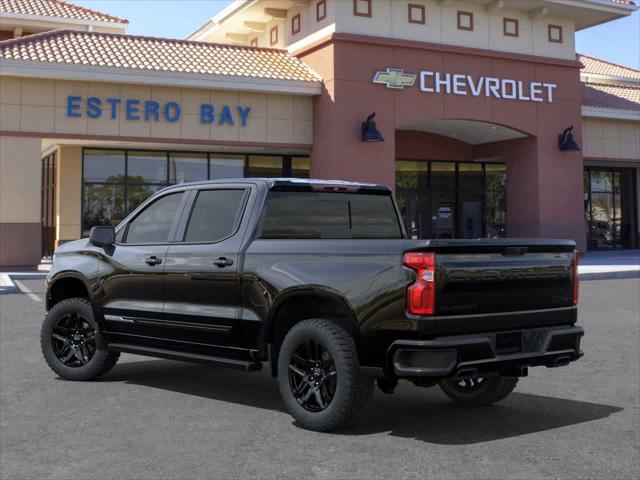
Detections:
[439, 375, 518, 407]
[41, 298, 120, 381]
[277, 319, 374, 432]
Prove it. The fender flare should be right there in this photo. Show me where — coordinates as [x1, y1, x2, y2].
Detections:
[263, 285, 361, 351]
[46, 272, 101, 325]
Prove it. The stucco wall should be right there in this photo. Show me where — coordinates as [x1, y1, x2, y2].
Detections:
[582, 117, 640, 161]
[330, 0, 575, 60]
[0, 135, 42, 266]
[0, 77, 314, 146]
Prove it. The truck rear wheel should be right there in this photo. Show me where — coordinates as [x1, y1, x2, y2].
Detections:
[277, 319, 374, 432]
[439, 375, 518, 407]
[41, 298, 120, 381]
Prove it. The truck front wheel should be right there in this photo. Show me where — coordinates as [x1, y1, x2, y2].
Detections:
[439, 375, 518, 407]
[277, 319, 374, 432]
[41, 298, 120, 381]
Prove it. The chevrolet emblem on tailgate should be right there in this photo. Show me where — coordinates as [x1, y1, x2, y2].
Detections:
[372, 68, 417, 89]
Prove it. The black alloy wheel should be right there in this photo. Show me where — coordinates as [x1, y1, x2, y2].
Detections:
[288, 339, 337, 412]
[51, 313, 96, 367]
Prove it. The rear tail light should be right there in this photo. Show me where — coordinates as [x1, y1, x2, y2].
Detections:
[573, 250, 579, 305]
[403, 252, 435, 315]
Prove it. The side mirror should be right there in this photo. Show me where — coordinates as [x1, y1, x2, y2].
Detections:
[89, 226, 115, 248]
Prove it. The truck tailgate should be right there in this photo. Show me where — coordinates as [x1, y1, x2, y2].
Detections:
[430, 239, 576, 318]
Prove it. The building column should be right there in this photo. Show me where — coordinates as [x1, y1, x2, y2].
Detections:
[56, 146, 82, 246]
[0, 135, 42, 266]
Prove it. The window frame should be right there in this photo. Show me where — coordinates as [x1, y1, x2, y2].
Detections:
[291, 13, 301, 35]
[117, 190, 188, 246]
[408, 4, 426, 25]
[270, 25, 278, 46]
[503, 17, 519, 37]
[316, 0, 326, 22]
[81, 147, 309, 236]
[548, 24, 563, 43]
[353, 0, 372, 18]
[457, 11, 474, 31]
[175, 186, 251, 245]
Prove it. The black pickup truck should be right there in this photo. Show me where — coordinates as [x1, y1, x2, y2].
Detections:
[41, 178, 583, 431]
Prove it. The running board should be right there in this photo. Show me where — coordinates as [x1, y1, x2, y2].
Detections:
[108, 343, 262, 371]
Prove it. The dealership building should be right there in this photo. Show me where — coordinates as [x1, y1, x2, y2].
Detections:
[0, 0, 638, 266]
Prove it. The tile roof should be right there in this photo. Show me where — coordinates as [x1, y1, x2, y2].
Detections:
[0, 30, 321, 83]
[0, 0, 128, 24]
[582, 82, 640, 111]
[578, 54, 640, 80]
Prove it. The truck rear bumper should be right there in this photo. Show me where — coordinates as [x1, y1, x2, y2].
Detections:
[388, 325, 584, 378]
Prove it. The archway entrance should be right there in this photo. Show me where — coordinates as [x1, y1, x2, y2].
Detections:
[394, 120, 530, 240]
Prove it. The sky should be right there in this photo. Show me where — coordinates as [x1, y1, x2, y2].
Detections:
[74, 0, 639, 69]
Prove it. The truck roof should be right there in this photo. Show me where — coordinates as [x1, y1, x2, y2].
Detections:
[162, 178, 392, 193]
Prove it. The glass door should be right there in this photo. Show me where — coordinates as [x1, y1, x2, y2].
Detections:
[41, 153, 57, 258]
[585, 167, 638, 249]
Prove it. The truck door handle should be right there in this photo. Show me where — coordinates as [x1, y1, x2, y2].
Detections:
[213, 257, 233, 267]
[144, 256, 162, 266]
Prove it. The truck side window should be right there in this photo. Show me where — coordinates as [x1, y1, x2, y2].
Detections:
[183, 189, 246, 243]
[124, 192, 183, 244]
[258, 191, 403, 239]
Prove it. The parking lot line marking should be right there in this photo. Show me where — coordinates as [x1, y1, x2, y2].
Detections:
[13, 279, 42, 302]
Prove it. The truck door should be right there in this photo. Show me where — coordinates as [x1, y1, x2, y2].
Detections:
[100, 191, 186, 346]
[162, 185, 253, 356]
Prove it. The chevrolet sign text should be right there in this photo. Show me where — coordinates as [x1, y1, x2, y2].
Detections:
[419, 71, 556, 103]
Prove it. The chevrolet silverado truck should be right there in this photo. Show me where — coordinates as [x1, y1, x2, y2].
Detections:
[41, 178, 583, 431]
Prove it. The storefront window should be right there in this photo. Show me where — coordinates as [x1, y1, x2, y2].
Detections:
[83, 184, 125, 237]
[210, 154, 244, 179]
[458, 163, 484, 239]
[484, 164, 507, 238]
[585, 167, 637, 249]
[127, 151, 168, 184]
[431, 162, 456, 239]
[395, 160, 429, 239]
[170, 152, 207, 184]
[395, 160, 506, 240]
[247, 155, 283, 177]
[84, 149, 125, 183]
[292, 157, 310, 178]
[81, 149, 308, 235]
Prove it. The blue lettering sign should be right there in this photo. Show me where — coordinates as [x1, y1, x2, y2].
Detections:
[200, 104, 215, 124]
[126, 99, 140, 120]
[219, 105, 234, 126]
[67, 96, 82, 118]
[145, 100, 160, 122]
[164, 102, 181, 123]
[237, 106, 251, 126]
[65, 96, 252, 127]
[106, 98, 120, 119]
[86, 97, 102, 119]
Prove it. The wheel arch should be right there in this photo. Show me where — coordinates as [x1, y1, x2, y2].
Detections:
[265, 287, 362, 377]
[46, 273, 94, 312]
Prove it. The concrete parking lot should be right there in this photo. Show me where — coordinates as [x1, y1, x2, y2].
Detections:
[1, 276, 638, 479]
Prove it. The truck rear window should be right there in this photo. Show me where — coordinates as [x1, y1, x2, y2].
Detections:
[257, 191, 403, 239]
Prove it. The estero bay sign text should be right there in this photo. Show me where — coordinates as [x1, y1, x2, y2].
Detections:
[66, 96, 252, 126]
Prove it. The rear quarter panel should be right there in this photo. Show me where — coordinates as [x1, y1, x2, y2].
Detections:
[240, 239, 421, 357]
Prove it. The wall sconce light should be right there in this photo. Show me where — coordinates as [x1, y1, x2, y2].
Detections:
[361, 112, 384, 142]
[558, 126, 580, 151]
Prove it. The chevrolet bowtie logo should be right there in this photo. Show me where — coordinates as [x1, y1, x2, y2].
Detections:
[372, 68, 416, 89]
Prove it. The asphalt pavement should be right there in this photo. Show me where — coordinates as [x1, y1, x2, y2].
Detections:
[1, 276, 638, 479]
